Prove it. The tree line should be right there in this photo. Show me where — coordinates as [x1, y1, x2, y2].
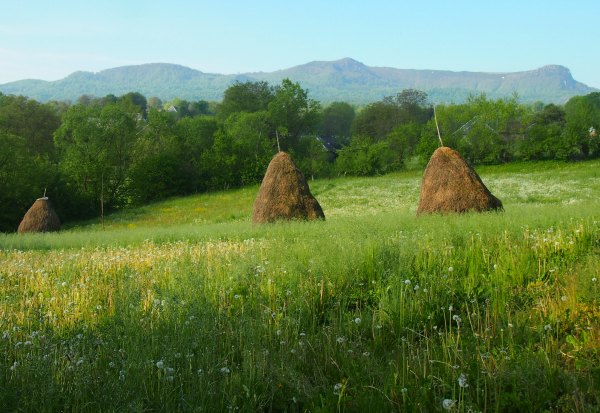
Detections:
[1, 80, 599, 231]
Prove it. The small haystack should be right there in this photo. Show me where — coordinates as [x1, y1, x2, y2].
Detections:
[17, 197, 61, 233]
[417, 147, 502, 214]
[252, 152, 325, 223]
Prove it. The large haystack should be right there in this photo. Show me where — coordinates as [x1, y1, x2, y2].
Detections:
[17, 197, 61, 233]
[417, 147, 502, 214]
[252, 152, 325, 223]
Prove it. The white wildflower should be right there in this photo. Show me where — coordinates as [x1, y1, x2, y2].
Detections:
[220, 367, 230, 374]
[458, 373, 469, 388]
[354, 317, 361, 325]
[333, 383, 343, 395]
[442, 398, 456, 410]
[156, 360, 164, 369]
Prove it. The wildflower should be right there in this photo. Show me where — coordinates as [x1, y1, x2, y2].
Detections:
[458, 373, 469, 388]
[452, 315, 462, 324]
[404, 279, 411, 285]
[220, 367, 231, 374]
[333, 383, 343, 395]
[234, 294, 241, 300]
[276, 329, 282, 336]
[165, 367, 175, 375]
[362, 352, 370, 357]
[119, 370, 126, 381]
[561, 296, 567, 302]
[10, 361, 19, 371]
[299, 332, 306, 337]
[413, 284, 420, 291]
[442, 399, 456, 410]
[109, 361, 115, 368]
[448, 266, 454, 273]
[336, 336, 347, 344]
[400, 387, 408, 394]
[197, 369, 203, 376]
[592, 277, 597, 282]
[544, 324, 552, 331]
[156, 360, 164, 369]
[354, 317, 361, 325]
[448, 305, 454, 312]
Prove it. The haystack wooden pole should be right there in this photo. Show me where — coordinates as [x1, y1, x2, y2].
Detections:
[275, 129, 281, 152]
[433, 105, 444, 147]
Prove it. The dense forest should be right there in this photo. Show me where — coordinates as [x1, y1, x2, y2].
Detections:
[1, 79, 599, 232]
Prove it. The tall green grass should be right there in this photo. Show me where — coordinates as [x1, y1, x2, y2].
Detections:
[0, 160, 599, 412]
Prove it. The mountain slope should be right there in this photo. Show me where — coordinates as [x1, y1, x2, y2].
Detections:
[1, 58, 596, 104]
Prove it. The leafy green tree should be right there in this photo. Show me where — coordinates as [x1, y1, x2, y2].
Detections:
[520, 104, 566, 160]
[335, 136, 395, 176]
[320, 101, 355, 141]
[54, 103, 137, 211]
[268, 79, 321, 151]
[219, 81, 274, 120]
[127, 110, 187, 203]
[564, 92, 600, 159]
[0, 94, 61, 158]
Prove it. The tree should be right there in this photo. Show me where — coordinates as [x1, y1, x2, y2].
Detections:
[219, 81, 274, 120]
[268, 78, 321, 151]
[320, 101, 355, 141]
[520, 104, 566, 160]
[54, 103, 137, 211]
[0, 94, 61, 158]
[564, 92, 600, 159]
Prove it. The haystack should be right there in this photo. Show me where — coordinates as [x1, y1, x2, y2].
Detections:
[252, 152, 325, 223]
[417, 147, 502, 214]
[17, 197, 61, 233]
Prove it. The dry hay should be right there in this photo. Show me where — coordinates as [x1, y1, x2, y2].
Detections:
[417, 147, 503, 214]
[17, 197, 61, 233]
[252, 152, 325, 223]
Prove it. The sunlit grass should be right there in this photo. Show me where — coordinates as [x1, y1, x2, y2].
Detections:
[1, 159, 599, 411]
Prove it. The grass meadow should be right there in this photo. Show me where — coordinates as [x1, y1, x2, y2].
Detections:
[1, 160, 599, 412]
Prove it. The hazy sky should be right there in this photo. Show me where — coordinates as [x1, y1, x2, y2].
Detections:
[1, 0, 598, 88]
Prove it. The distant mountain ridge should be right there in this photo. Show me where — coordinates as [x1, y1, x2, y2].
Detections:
[0, 58, 596, 105]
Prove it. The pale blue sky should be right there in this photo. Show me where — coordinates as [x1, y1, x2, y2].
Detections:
[1, 0, 598, 88]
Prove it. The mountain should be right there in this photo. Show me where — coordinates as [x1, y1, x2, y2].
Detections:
[0, 58, 596, 105]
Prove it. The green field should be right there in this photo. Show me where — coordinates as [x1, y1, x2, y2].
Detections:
[1, 160, 599, 412]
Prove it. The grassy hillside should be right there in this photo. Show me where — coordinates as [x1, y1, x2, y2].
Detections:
[0, 161, 599, 411]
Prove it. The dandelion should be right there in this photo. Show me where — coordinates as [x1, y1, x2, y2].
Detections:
[354, 317, 361, 325]
[448, 266, 454, 273]
[592, 277, 597, 282]
[276, 329, 282, 336]
[220, 367, 231, 374]
[448, 305, 454, 312]
[561, 295, 567, 302]
[156, 360, 164, 369]
[333, 383, 343, 395]
[404, 279, 411, 285]
[442, 399, 456, 410]
[165, 367, 175, 375]
[400, 387, 408, 394]
[109, 361, 115, 368]
[234, 294, 241, 300]
[299, 332, 306, 337]
[458, 373, 469, 388]
[544, 324, 552, 332]
[452, 314, 462, 324]
[413, 284, 420, 291]
[362, 352, 370, 357]
[336, 336, 347, 344]
[119, 370, 126, 381]
[10, 361, 19, 371]
[197, 368, 203, 376]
